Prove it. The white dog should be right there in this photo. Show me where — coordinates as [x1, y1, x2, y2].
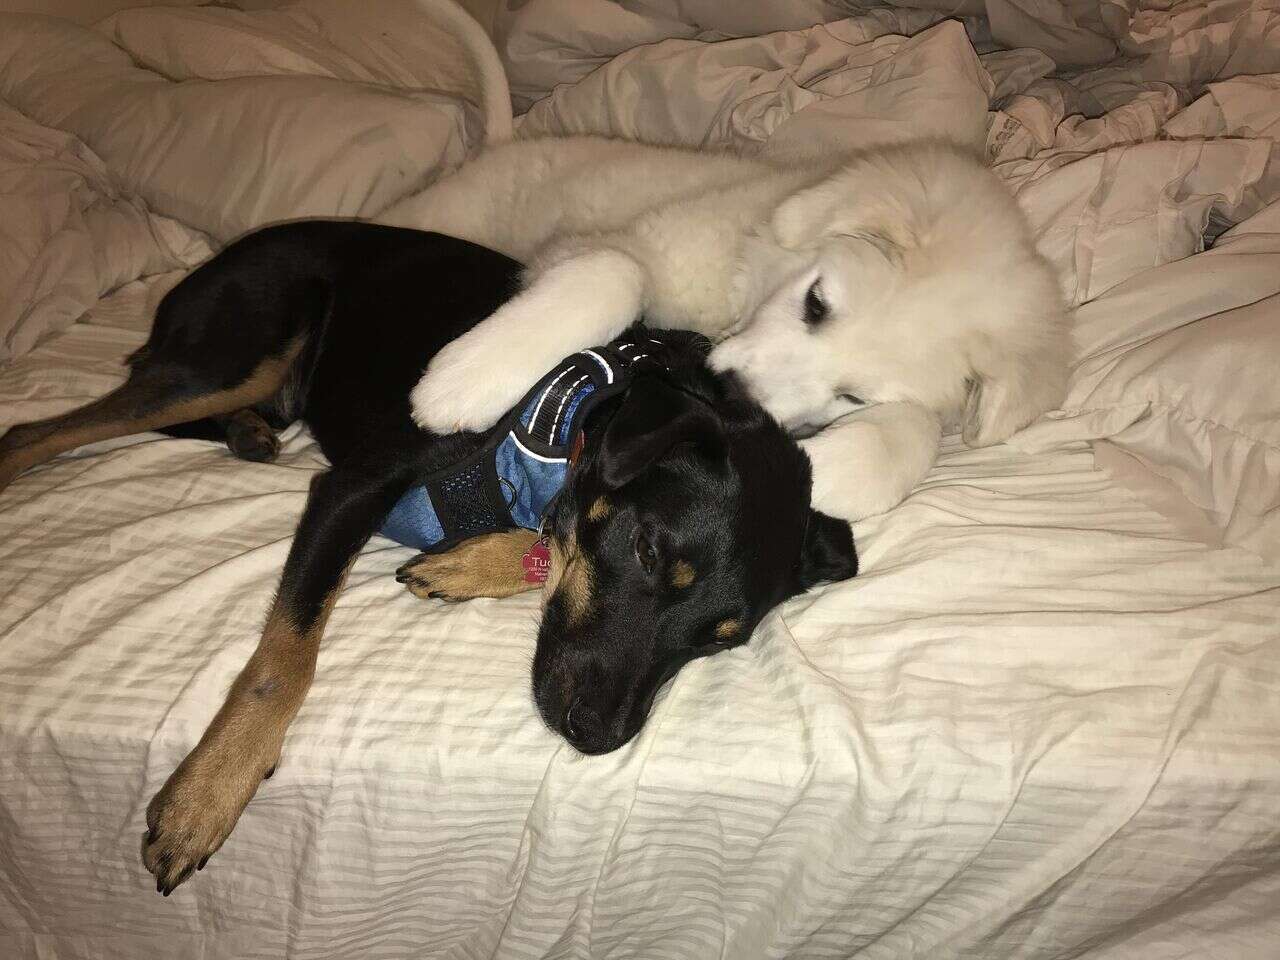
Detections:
[380, 137, 1067, 522]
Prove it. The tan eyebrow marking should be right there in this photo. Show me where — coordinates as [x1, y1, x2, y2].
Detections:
[547, 531, 594, 627]
[715, 619, 741, 640]
[670, 560, 696, 589]
[587, 496, 613, 522]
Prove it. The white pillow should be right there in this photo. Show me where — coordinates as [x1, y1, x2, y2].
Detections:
[0, 12, 480, 244]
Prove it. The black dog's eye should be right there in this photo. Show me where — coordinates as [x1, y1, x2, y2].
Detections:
[634, 532, 658, 575]
[803, 279, 828, 327]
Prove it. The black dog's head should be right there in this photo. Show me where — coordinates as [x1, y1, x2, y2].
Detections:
[532, 335, 858, 754]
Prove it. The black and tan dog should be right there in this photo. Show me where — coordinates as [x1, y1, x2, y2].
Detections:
[0, 221, 857, 895]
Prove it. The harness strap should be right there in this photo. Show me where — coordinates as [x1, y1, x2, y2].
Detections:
[380, 335, 666, 552]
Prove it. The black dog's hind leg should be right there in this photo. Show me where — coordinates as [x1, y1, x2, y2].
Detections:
[160, 409, 283, 463]
[222, 410, 282, 462]
[0, 345, 303, 495]
[141, 459, 415, 895]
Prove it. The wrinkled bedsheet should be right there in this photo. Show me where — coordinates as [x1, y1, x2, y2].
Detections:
[3, 1, 1280, 958]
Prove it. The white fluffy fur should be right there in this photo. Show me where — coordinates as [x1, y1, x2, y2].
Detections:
[380, 137, 1068, 522]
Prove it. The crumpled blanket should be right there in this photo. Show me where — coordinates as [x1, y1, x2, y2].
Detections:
[0, 0, 509, 363]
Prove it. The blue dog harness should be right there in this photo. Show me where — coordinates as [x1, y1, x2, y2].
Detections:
[380, 335, 667, 552]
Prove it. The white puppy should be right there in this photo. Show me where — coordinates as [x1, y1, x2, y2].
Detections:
[380, 137, 1067, 522]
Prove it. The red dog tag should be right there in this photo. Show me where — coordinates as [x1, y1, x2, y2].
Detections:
[522, 536, 551, 583]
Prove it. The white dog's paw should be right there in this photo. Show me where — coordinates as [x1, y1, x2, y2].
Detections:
[801, 403, 941, 522]
[410, 332, 529, 434]
[411, 246, 647, 435]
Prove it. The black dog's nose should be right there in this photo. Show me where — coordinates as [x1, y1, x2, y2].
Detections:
[564, 697, 605, 751]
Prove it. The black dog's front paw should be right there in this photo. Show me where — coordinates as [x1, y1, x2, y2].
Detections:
[396, 554, 464, 602]
[143, 779, 236, 896]
[395, 531, 541, 602]
[142, 738, 279, 895]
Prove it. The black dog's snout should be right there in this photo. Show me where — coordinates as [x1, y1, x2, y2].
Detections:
[564, 697, 605, 751]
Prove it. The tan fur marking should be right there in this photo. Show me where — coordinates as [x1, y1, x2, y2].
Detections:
[0, 339, 303, 493]
[399, 530, 543, 601]
[715, 618, 741, 641]
[543, 530, 568, 600]
[143, 562, 344, 893]
[545, 530, 593, 626]
[670, 560, 696, 589]
[587, 496, 613, 522]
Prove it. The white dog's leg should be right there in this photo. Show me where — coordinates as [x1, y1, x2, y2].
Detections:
[410, 250, 645, 433]
[800, 402, 942, 523]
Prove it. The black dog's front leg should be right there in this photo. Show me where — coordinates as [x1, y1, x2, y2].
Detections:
[142, 462, 413, 895]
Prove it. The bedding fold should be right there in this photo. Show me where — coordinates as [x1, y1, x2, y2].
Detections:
[0, 12, 477, 243]
[0, 0, 509, 363]
[518, 17, 992, 154]
[494, 0, 1137, 110]
[0, 101, 208, 363]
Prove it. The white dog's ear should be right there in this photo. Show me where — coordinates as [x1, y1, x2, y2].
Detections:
[771, 178, 909, 253]
[771, 183, 839, 247]
[962, 337, 1068, 447]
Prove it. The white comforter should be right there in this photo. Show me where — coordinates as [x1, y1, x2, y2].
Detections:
[2, 1, 1279, 958]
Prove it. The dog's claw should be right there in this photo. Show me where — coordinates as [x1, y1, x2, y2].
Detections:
[263, 765, 275, 780]
[143, 757, 259, 896]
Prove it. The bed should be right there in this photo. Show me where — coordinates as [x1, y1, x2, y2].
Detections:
[1, 1, 1278, 957]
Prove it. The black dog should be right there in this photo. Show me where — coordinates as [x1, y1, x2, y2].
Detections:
[0, 221, 857, 894]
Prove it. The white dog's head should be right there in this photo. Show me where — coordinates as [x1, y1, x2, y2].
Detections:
[710, 142, 1069, 446]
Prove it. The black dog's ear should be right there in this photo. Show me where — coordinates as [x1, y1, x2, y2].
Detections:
[598, 376, 727, 489]
[798, 510, 858, 588]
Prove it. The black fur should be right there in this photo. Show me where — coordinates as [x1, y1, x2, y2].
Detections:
[88, 221, 859, 748]
[143, 221, 506, 631]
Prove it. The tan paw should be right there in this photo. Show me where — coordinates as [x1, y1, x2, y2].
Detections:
[142, 747, 277, 895]
[395, 551, 485, 601]
[395, 530, 542, 602]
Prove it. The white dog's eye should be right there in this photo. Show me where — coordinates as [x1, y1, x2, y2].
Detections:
[838, 392, 865, 406]
[803, 279, 828, 327]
